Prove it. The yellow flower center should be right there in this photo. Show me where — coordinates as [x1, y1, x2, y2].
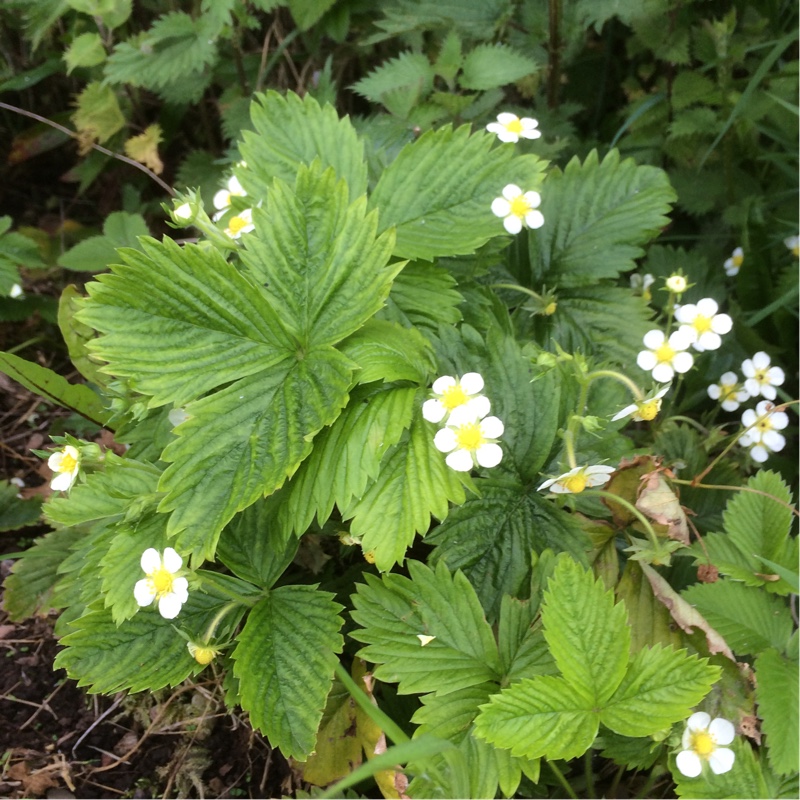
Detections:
[60, 452, 78, 472]
[150, 566, 175, 597]
[693, 315, 713, 334]
[655, 343, 676, 363]
[510, 195, 532, 218]
[505, 118, 524, 134]
[562, 473, 588, 493]
[543, 301, 557, 315]
[228, 215, 249, 234]
[756, 417, 773, 432]
[793, 244, 799, 257]
[690, 731, 715, 758]
[441, 384, 468, 410]
[754, 368, 768, 384]
[455, 422, 485, 451]
[733, 253, 743, 267]
[720, 383, 737, 401]
[637, 399, 661, 421]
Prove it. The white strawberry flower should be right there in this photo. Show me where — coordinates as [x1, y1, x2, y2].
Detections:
[784, 235, 799, 256]
[675, 712, 735, 778]
[213, 174, 247, 217]
[491, 184, 544, 234]
[133, 547, 189, 620]
[47, 445, 81, 492]
[538, 464, 616, 494]
[9, 283, 24, 299]
[224, 208, 254, 239]
[739, 400, 789, 462]
[486, 112, 542, 143]
[422, 372, 489, 424]
[674, 298, 733, 352]
[612, 384, 670, 422]
[636, 329, 694, 383]
[433, 405, 504, 472]
[741, 351, 785, 400]
[707, 372, 748, 412]
[723, 246, 744, 276]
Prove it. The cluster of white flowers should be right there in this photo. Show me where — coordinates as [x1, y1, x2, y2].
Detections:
[675, 712, 736, 778]
[423, 373, 504, 472]
[538, 464, 616, 495]
[134, 547, 189, 619]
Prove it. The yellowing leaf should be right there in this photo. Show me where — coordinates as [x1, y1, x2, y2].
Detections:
[72, 82, 125, 150]
[124, 124, 164, 174]
[635, 469, 690, 545]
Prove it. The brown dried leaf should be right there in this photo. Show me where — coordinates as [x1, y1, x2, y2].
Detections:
[635, 469, 690, 544]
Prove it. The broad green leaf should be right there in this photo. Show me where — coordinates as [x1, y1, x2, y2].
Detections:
[474, 674, 598, 761]
[232, 585, 344, 761]
[542, 556, 630, 705]
[529, 149, 676, 288]
[53, 594, 222, 693]
[601, 645, 719, 737]
[276, 384, 417, 539]
[681, 581, 793, 657]
[596, 730, 662, 770]
[287, 0, 336, 29]
[58, 285, 106, 385]
[413, 683, 498, 742]
[241, 91, 368, 202]
[0, 481, 43, 532]
[380, 261, 463, 328]
[64, 31, 106, 73]
[351, 52, 434, 110]
[160, 349, 353, 561]
[240, 169, 398, 348]
[78, 237, 293, 408]
[2, 528, 82, 620]
[0, 350, 111, 427]
[217, 499, 299, 589]
[59, 211, 149, 271]
[350, 560, 502, 696]
[369, 124, 546, 261]
[339, 319, 435, 385]
[755, 648, 799, 776]
[428, 476, 589, 621]
[343, 410, 470, 571]
[459, 43, 537, 91]
[497, 594, 538, 677]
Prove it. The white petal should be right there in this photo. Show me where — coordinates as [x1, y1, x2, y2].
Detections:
[708, 748, 735, 775]
[762, 430, 785, 452]
[486, 122, 504, 135]
[525, 210, 545, 229]
[586, 471, 612, 487]
[707, 385, 721, 400]
[612, 403, 637, 421]
[767, 366, 785, 386]
[752, 351, 770, 370]
[171, 577, 190, 601]
[503, 215, 523, 234]
[669, 329, 693, 350]
[491, 198, 511, 218]
[587, 465, 616, 477]
[422, 399, 447, 423]
[502, 184, 521, 201]
[476, 443, 503, 468]
[480, 416, 504, 438]
[523, 191, 541, 208]
[134, 579, 156, 607]
[643, 329, 665, 349]
[158, 593, 184, 619]
[674, 304, 696, 323]
[50, 471, 75, 491]
[750, 444, 769, 462]
[720, 371, 738, 384]
[696, 298, 719, 316]
[460, 372, 484, 394]
[687, 712, 711, 731]
[537, 477, 558, 491]
[213, 189, 231, 210]
[675, 750, 702, 778]
[760, 384, 777, 400]
[708, 718, 735, 746]
[711, 313, 732, 334]
[445, 449, 474, 472]
[496, 112, 518, 124]
[697, 332, 721, 351]
[721, 398, 741, 412]
[679, 324, 699, 344]
[637, 351, 657, 371]
[672, 352, 694, 374]
[496, 129, 519, 143]
[741, 409, 757, 427]
[466, 395, 491, 420]
[770, 411, 789, 430]
[227, 175, 244, 195]
[448, 404, 483, 427]
[140, 548, 162, 573]
[432, 375, 456, 394]
[548, 481, 572, 494]
[652, 363, 675, 383]
[434, 428, 457, 453]
[741, 359, 756, 379]
[743, 377, 760, 397]
[739, 430, 756, 447]
[162, 547, 182, 573]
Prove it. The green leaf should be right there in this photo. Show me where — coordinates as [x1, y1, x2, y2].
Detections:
[474, 674, 598, 761]
[58, 211, 149, 272]
[369, 125, 546, 261]
[71, 81, 125, 144]
[343, 409, 470, 571]
[433, 30, 463, 84]
[681, 581, 793, 657]
[351, 52, 434, 111]
[413, 683, 498, 742]
[350, 560, 502, 696]
[459, 43, 537, 91]
[2, 528, 82, 620]
[58, 285, 106, 385]
[529, 149, 676, 288]
[601, 645, 719, 737]
[428, 477, 589, 621]
[380, 261, 463, 328]
[541, 556, 630, 705]
[0, 350, 111, 427]
[0, 481, 43, 532]
[755, 648, 799, 776]
[287, 0, 336, 30]
[241, 91, 368, 202]
[64, 31, 106, 73]
[232, 585, 344, 761]
[339, 319, 435, 385]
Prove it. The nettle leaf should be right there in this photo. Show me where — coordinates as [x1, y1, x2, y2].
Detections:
[380, 261, 463, 328]
[697, 470, 796, 594]
[64, 31, 106, 73]
[459, 43, 538, 91]
[428, 477, 589, 621]
[755, 648, 799, 777]
[541, 556, 630, 705]
[54, 592, 226, 693]
[232, 585, 344, 761]
[370, 125, 546, 261]
[529, 149, 676, 288]
[277, 384, 417, 539]
[681, 581, 793, 657]
[352, 51, 434, 109]
[350, 560, 502, 696]
[241, 91, 368, 202]
[343, 409, 471, 570]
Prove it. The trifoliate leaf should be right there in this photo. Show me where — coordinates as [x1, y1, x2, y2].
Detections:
[459, 43, 538, 91]
[59, 211, 149, 272]
[123, 124, 163, 174]
[241, 91, 368, 202]
[350, 560, 502, 696]
[64, 32, 106, 73]
[232, 585, 344, 761]
[755, 648, 799, 776]
[529, 149, 676, 288]
[343, 410, 470, 571]
[681, 581, 793, 657]
[71, 81, 125, 146]
[369, 124, 546, 261]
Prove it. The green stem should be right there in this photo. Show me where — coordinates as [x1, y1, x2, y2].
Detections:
[664, 415, 708, 435]
[635, 765, 663, 799]
[563, 427, 578, 470]
[586, 369, 645, 401]
[547, 760, 577, 800]
[584, 748, 596, 798]
[585, 489, 661, 552]
[490, 282, 545, 303]
[201, 601, 238, 644]
[608, 764, 625, 798]
[197, 576, 260, 607]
